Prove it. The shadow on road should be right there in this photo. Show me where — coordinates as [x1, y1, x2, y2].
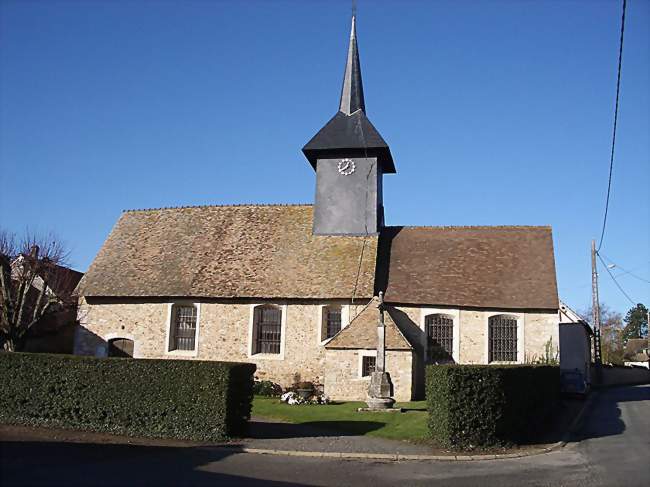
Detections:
[0, 439, 302, 487]
[572, 384, 650, 442]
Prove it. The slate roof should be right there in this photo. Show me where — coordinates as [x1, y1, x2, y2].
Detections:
[378, 226, 559, 310]
[302, 16, 395, 174]
[302, 111, 395, 174]
[78, 205, 378, 300]
[325, 297, 413, 350]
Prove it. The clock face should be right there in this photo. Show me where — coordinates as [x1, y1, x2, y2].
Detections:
[337, 158, 356, 176]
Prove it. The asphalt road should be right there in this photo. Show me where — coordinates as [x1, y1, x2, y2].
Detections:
[1, 384, 648, 487]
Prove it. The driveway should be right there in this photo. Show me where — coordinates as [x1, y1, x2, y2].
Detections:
[1, 385, 648, 486]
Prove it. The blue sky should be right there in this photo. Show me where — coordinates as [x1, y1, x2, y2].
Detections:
[1, 0, 648, 316]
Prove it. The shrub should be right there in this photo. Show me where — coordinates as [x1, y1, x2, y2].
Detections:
[253, 379, 282, 397]
[0, 352, 255, 441]
[426, 365, 559, 449]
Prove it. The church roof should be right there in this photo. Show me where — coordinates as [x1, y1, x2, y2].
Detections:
[325, 297, 413, 350]
[302, 15, 395, 174]
[378, 226, 559, 310]
[77, 204, 378, 300]
[79, 208, 558, 311]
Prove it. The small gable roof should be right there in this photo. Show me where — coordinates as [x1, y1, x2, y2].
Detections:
[378, 226, 559, 310]
[78, 205, 377, 300]
[325, 297, 413, 350]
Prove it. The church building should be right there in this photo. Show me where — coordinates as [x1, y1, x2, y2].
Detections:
[74, 16, 560, 401]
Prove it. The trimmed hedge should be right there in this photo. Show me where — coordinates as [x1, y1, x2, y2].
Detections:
[426, 365, 559, 449]
[0, 352, 256, 441]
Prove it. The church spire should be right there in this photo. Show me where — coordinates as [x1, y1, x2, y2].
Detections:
[339, 15, 365, 115]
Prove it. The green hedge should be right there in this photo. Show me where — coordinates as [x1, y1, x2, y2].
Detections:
[0, 352, 256, 441]
[426, 365, 559, 449]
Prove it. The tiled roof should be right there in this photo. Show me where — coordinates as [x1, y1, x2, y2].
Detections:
[378, 226, 559, 310]
[624, 339, 649, 362]
[325, 297, 413, 350]
[78, 205, 377, 299]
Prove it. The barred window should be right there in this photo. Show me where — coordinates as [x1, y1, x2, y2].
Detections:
[254, 305, 282, 354]
[169, 305, 197, 351]
[322, 305, 342, 340]
[488, 315, 518, 362]
[361, 356, 376, 377]
[425, 314, 454, 361]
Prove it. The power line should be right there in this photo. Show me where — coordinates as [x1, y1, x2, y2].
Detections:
[597, 0, 627, 252]
[600, 255, 650, 284]
[597, 251, 637, 306]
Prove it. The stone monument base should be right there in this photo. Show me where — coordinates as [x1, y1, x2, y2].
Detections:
[364, 371, 396, 410]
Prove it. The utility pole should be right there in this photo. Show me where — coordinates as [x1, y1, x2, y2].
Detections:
[591, 240, 603, 382]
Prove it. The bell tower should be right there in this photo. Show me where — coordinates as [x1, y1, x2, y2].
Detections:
[303, 15, 395, 236]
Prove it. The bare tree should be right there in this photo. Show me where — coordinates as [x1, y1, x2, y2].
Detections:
[579, 304, 625, 365]
[0, 229, 79, 352]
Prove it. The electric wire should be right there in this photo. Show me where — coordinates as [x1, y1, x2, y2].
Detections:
[600, 255, 650, 284]
[597, 251, 637, 306]
[597, 0, 627, 252]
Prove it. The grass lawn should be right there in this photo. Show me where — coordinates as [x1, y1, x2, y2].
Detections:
[252, 396, 428, 441]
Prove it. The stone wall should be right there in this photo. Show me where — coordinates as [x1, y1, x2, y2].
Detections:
[323, 349, 414, 401]
[75, 298, 369, 390]
[391, 306, 559, 365]
[75, 297, 557, 401]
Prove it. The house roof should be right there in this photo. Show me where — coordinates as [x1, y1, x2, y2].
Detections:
[624, 338, 649, 362]
[325, 297, 413, 350]
[378, 226, 559, 310]
[77, 204, 378, 300]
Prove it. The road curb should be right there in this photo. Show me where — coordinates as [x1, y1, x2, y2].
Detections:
[218, 442, 565, 462]
[225, 396, 597, 462]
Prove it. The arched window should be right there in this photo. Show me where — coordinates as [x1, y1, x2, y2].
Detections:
[169, 304, 198, 351]
[108, 338, 134, 358]
[425, 314, 454, 362]
[322, 305, 342, 340]
[253, 305, 282, 354]
[488, 315, 518, 362]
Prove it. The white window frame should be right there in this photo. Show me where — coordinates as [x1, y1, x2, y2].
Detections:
[164, 302, 201, 358]
[484, 312, 525, 364]
[248, 303, 287, 360]
[317, 303, 350, 345]
[420, 308, 460, 363]
[357, 349, 378, 379]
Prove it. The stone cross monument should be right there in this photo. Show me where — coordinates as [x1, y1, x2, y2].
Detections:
[366, 291, 396, 409]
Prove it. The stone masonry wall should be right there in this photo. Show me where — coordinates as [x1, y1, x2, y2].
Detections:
[75, 298, 370, 390]
[323, 349, 413, 401]
[392, 305, 559, 365]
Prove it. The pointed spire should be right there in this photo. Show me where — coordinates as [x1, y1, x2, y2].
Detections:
[339, 15, 365, 115]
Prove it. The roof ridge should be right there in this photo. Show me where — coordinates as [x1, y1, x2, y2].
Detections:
[123, 203, 313, 213]
[394, 225, 552, 230]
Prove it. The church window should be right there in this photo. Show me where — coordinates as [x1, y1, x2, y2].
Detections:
[253, 305, 282, 354]
[425, 314, 454, 362]
[488, 315, 518, 362]
[361, 356, 376, 377]
[169, 305, 198, 351]
[322, 305, 342, 340]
